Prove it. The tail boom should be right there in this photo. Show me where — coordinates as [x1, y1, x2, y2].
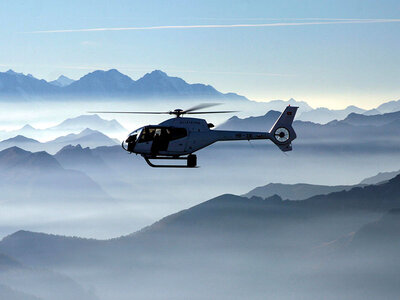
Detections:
[208, 105, 298, 152]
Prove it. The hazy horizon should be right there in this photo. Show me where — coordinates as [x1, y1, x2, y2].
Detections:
[1, 0, 399, 109]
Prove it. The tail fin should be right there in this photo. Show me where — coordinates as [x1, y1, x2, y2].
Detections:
[269, 106, 298, 152]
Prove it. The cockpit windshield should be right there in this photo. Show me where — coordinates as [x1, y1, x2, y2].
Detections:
[127, 128, 142, 142]
[129, 128, 142, 137]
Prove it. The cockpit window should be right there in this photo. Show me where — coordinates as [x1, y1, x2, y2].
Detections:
[139, 127, 156, 143]
[126, 134, 137, 143]
[137, 126, 187, 143]
[127, 128, 141, 142]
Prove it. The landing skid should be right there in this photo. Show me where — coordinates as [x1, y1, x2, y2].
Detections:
[143, 154, 197, 168]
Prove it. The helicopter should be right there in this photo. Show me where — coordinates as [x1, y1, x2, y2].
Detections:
[92, 104, 298, 168]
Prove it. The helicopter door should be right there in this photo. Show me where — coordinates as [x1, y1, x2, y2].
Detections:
[165, 128, 188, 153]
[135, 127, 156, 154]
[151, 128, 170, 154]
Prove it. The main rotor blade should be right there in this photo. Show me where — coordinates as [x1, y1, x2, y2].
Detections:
[186, 110, 238, 114]
[88, 111, 169, 114]
[183, 103, 221, 113]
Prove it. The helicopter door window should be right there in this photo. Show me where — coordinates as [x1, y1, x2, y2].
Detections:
[169, 128, 187, 141]
[154, 128, 162, 137]
[139, 127, 156, 143]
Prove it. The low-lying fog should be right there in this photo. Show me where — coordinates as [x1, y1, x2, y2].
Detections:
[0, 99, 260, 139]
[1, 100, 400, 240]
[1, 100, 400, 300]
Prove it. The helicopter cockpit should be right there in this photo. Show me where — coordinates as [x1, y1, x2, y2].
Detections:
[122, 128, 141, 152]
[122, 126, 188, 154]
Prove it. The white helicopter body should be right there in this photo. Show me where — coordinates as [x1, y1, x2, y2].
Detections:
[117, 105, 298, 167]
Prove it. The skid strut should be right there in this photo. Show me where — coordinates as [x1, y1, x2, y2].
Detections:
[143, 154, 197, 168]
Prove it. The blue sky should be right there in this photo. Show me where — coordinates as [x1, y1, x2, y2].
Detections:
[0, 0, 399, 108]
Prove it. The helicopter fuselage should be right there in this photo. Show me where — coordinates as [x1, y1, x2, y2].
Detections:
[122, 116, 271, 157]
[120, 105, 298, 167]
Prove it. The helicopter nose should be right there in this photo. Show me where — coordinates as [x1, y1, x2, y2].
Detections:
[122, 137, 136, 152]
[122, 140, 128, 151]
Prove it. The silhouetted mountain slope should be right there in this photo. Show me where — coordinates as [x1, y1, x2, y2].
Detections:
[0, 284, 41, 300]
[0, 114, 127, 145]
[311, 209, 400, 299]
[298, 105, 366, 124]
[1, 176, 400, 299]
[217, 110, 280, 131]
[91, 145, 127, 164]
[243, 183, 360, 200]
[54, 145, 123, 189]
[363, 108, 381, 115]
[49, 75, 74, 87]
[0, 146, 32, 168]
[64, 69, 135, 96]
[300, 174, 400, 211]
[134, 70, 241, 99]
[347, 209, 400, 252]
[3, 175, 400, 265]
[49, 128, 118, 149]
[342, 110, 400, 126]
[0, 251, 97, 300]
[263, 98, 313, 114]
[376, 99, 400, 113]
[221, 109, 400, 132]
[1, 135, 39, 144]
[0, 69, 248, 101]
[360, 170, 400, 185]
[218, 109, 400, 152]
[0, 253, 23, 270]
[0, 129, 118, 154]
[89, 145, 134, 184]
[125, 175, 400, 251]
[0, 147, 109, 202]
[0, 70, 59, 98]
[0, 231, 103, 267]
[0, 135, 42, 152]
[51, 114, 126, 133]
[55, 144, 108, 169]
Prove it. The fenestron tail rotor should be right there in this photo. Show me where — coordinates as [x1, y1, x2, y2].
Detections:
[88, 103, 238, 117]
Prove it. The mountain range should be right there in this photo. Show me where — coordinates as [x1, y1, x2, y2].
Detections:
[0, 114, 127, 143]
[298, 105, 366, 123]
[360, 169, 400, 185]
[0, 147, 109, 203]
[1, 174, 400, 299]
[0, 128, 118, 154]
[243, 182, 364, 200]
[218, 108, 400, 152]
[0, 69, 247, 101]
[51, 114, 125, 133]
[0, 253, 97, 300]
[2, 68, 400, 124]
[49, 75, 75, 87]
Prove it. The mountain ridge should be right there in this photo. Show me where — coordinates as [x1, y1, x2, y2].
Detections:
[0, 69, 248, 101]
